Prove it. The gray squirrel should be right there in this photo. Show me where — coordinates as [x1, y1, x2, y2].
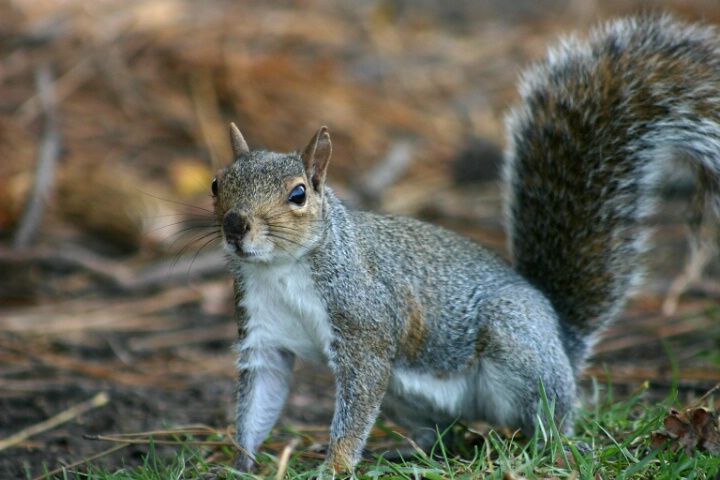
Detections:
[210, 14, 720, 473]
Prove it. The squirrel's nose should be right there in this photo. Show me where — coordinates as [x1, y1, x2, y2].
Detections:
[224, 210, 250, 240]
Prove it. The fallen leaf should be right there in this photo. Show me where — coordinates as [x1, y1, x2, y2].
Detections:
[651, 406, 720, 455]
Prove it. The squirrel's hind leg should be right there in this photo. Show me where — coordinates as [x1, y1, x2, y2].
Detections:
[471, 294, 578, 439]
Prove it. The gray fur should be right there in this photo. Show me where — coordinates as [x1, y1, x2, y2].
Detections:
[216, 14, 720, 473]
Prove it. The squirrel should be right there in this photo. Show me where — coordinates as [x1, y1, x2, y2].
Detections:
[211, 14, 720, 473]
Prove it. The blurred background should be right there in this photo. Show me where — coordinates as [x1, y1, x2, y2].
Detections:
[1, 0, 720, 477]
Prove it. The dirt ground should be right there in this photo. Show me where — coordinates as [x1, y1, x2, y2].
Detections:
[2, 1, 720, 479]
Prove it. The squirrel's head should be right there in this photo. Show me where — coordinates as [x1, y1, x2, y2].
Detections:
[212, 124, 331, 263]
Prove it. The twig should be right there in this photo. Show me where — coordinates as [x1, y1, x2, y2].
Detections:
[13, 65, 62, 250]
[83, 436, 233, 447]
[131, 249, 227, 291]
[688, 381, 720, 410]
[83, 424, 235, 447]
[583, 365, 720, 385]
[356, 140, 414, 206]
[107, 424, 223, 437]
[0, 245, 226, 293]
[16, 59, 91, 127]
[662, 233, 717, 316]
[0, 392, 109, 452]
[31, 442, 130, 480]
[127, 323, 235, 352]
[0, 245, 134, 289]
[276, 437, 301, 480]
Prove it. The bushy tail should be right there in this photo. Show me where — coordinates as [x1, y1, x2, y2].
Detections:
[503, 15, 720, 349]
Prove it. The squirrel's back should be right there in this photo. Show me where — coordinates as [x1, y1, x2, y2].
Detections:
[504, 15, 720, 344]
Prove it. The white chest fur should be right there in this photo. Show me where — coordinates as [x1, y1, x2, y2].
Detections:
[236, 260, 332, 364]
[388, 359, 523, 427]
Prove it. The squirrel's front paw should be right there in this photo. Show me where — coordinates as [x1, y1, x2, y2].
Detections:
[323, 451, 355, 477]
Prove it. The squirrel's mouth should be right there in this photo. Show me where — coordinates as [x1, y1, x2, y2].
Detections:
[224, 238, 270, 261]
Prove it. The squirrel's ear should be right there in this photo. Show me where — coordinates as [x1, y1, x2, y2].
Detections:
[229, 123, 249, 158]
[301, 126, 332, 192]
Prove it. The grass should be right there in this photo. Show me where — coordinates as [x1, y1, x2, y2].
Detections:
[33, 382, 720, 480]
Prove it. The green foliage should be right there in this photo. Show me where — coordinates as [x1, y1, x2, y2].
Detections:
[35, 384, 720, 480]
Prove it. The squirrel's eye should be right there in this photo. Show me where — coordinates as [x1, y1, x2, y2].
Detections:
[211, 178, 218, 196]
[288, 184, 306, 205]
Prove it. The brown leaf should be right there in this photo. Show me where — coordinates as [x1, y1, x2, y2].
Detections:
[651, 406, 720, 456]
[692, 408, 720, 455]
[651, 431, 672, 449]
